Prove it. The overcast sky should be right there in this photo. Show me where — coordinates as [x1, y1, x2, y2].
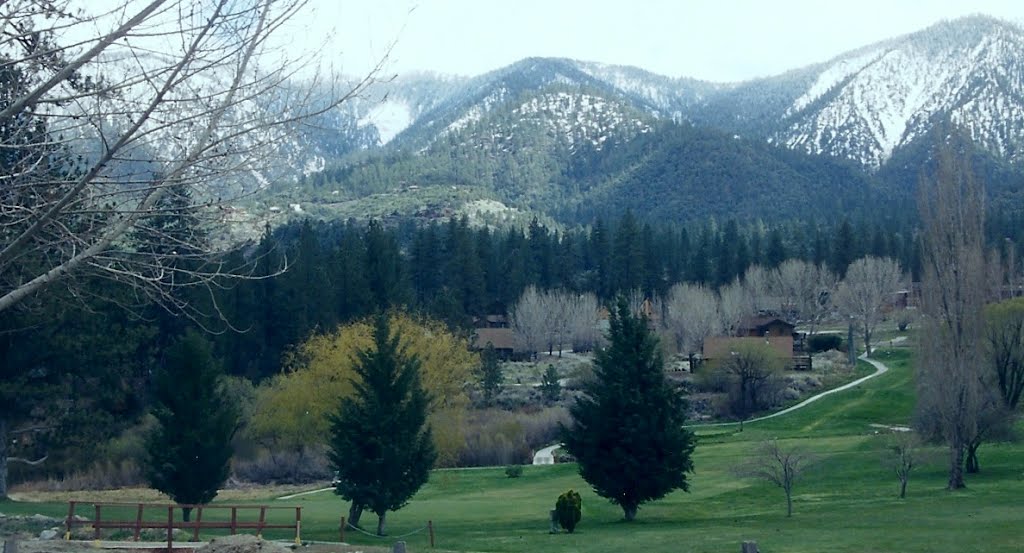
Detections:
[295, 0, 1024, 83]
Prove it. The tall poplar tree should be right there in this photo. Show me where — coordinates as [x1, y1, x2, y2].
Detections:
[562, 299, 695, 521]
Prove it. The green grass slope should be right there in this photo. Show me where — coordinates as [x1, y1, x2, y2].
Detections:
[4, 347, 1023, 552]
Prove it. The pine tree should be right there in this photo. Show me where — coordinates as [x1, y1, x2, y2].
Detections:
[328, 314, 436, 536]
[145, 330, 238, 522]
[541, 364, 561, 403]
[562, 299, 695, 521]
[477, 343, 503, 404]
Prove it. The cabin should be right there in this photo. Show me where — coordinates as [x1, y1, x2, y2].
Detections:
[703, 316, 812, 370]
[703, 336, 794, 360]
[474, 314, 509, 328]
[471, 327, 518, 359]
[737, 316, 796, 338]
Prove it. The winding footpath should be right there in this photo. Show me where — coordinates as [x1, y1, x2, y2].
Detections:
[686, 336, 906, 428]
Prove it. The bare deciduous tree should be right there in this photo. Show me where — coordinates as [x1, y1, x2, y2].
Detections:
[566, 292, 602, 352]
[914, 150, 989, 490]
[511, 288, 601, 359]
[776, 259, 837, 335]
[883, 431, 922, 499]
[0, 0, 384, 317]
[834, 256, 904, 355]
[720, 342, 784, 420]
[742, 264, 776, 315]
[719, 278, 754, 337]
[735, 440, 814, 517]
[661, 282, 720, 370]
[511, 286, 547, 360]
[984, 297, 1024, 410]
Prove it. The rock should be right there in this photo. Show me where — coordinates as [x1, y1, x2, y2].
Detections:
[196, 534, 291, 553]
[72, 515, 88, 522]
[28, 514, 58, 524]
[38, 529, 58, 540]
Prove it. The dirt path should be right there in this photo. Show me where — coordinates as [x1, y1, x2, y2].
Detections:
[688, 337, 905, 428]
[532, 443, 560, 465]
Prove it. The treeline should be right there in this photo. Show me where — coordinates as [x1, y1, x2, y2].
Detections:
[204, 212, 924, 381]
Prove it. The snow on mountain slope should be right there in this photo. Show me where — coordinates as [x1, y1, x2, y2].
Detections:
[359, 99, 413, 144]
[779, 16, 1024, 167]
[509, 91, 651, 149]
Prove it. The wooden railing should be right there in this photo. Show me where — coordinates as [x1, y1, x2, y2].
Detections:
[65, 501, 301, 550]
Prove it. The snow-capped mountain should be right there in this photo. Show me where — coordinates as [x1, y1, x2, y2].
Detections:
[342, 16, 1024, 171]
[772, 16, 1024, 167]
[266, 14, 1024, 228]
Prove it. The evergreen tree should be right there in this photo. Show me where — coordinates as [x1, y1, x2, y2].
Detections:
[831, 219, 858, 277]
[764, 228, 787, 268]
[145, 330, 238, 522]
[328, 315, 436, 536]
[613, 211, 644, 294]
[540, 364, 561, 403]
[477, 344, 503, 405]
[562, 299, 695, 521]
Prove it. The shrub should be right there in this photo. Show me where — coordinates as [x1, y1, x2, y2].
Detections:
[505, 465, 523, 478]
[808, 334, 843, 353]
[233, 448, 331, 484]
[555, 489, 582, 533]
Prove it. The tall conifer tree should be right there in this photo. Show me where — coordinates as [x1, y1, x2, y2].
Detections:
[145, 331, 238, 522]
[562, 299, 695, 521]
[329, 314, 435, 536]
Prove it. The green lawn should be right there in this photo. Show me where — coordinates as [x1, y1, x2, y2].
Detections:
[4, 347, 1024, 552]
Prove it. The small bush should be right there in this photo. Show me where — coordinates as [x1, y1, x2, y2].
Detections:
[808, 334, 843, 353]
[693, 367, 731, 393]
[505, 465, 523, 478]
[555, 489, 582, 533]
[233, 448, 331, 484]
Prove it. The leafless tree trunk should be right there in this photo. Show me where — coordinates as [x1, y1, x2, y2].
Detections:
[834, 256, 904, 355]
[0, 0, 384, 320]
[884, 432, 921, 499]
[734, 440, 814, 517]
[914, 149, 989, 490]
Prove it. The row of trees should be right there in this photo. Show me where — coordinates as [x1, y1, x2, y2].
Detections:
[507, 256, 906, 364]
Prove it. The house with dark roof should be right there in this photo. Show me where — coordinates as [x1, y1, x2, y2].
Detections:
[471, 327, 519, 359]
[704, 316, 811, 370]
[737, 316, 796, 338]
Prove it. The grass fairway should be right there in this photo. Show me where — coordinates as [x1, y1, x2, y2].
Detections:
[5, 347, 1024, 552]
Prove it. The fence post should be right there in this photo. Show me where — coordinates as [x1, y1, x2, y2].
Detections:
[339, 516, 345, 543]
[93, 504, 101, 540]
[294, 507, 302, 545]
[741, 541, 759, 553]
[393, 541, 406, 553]
[230, 507, 237, 535]
[64, 501, 76, 540]
[257, 506, 266, 539]
[192, 507, 203, 542]
[166, 506, 173, 553]
[134, 504, 143, 541]
[428, 520, 435, 548]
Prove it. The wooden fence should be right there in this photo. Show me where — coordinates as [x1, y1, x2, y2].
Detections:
[64, 501, 301, 550]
